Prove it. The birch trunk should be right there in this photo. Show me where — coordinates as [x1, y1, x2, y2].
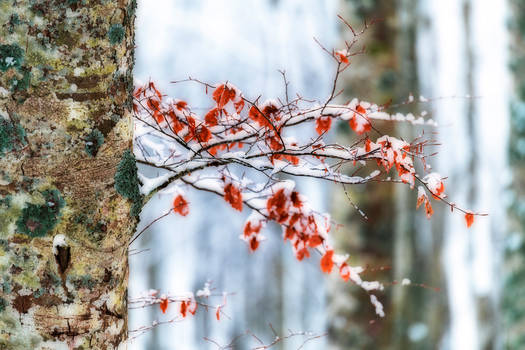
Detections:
[0, 1, 136, 349]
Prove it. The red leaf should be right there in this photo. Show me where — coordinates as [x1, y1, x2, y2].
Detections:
[285, 226, 297, 241]
[290, 191, 302, 208]
[166, 110, 183, 133]
[416, 188, 433, 219]
[180, 301, 187, 318]
[175, 100, 188, 110]
[195, 125, 212, 143]
[234, 99, 245, 114]
[134, 86, 144, 98]
[249, 236, 259, 251]
[213, 84, 237, 109]
[216, 306, 221, 321]
[315, 116, 332, 135]
[296, 247, 310, 261]
[425, 200, 433, 219]
[339, 263, 350, 282]
[262, 103, 280, 120]
[284, 155, 299, 165]
[267, 189, 289, 223]
[152, 110, 164, 124]
[147, 97, 160, 112]
[335, 50, 349, 64]
[465, 212, 474, 228]
[249, 102, 279, 128]
[267, 132, 283, 151]
[432, 182, 445, 199]
[159, 297, 168, 314]
[208, 145, 219, 156]
[320, 250, 334, 273]
[349, 105, 371, 135]
[204, 108, 220, 126]
[224, 183, 243, 211]
[248, 106, 266, 126]
[148, 81, 162, 100]
[308, 235, 323, 248]
[244, 221, 261, 237]
[365, 138, 372, 152]
[173, 195, 189, 216]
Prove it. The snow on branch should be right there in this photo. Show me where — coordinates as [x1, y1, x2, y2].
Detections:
[131, 19, 486, 320]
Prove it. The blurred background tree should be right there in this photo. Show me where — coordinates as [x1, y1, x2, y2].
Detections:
[504, 0, 525, 348]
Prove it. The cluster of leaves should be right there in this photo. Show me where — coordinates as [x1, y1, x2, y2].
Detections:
[132, 76, 481, 317]
[131, 23, 482, 317]
[129, 283, 227, 339]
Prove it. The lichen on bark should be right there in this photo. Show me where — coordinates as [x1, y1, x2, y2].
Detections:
[0, 0, 137, 348]
[114, 149, 142, 217]
[15, 188, 65, 237]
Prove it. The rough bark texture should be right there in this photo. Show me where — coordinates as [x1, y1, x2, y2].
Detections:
[0, 1, 136, 349]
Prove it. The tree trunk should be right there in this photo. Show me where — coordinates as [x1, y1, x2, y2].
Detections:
[0, 1, 136, 349]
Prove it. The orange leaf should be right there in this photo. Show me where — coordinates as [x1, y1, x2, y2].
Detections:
[365, 138, 372, 152]
[216, 306, 221, 321]
[465, 212, 474, 228]
[180, 301, 187, 318]
[147, 97, 160, 112]
[173, 195, 189, 216]
[234, 99, 245, 114]
[267, 189, 289, 223]
[315, 116, 332, 135]
[134, 86, 144, 98]
[244, 221, 261, 237]
[267, 132, 283, 151]
[167, 110, 184, 133]
[296, 247, 310, 261]
[320, 250, 334, 273]
[208, 145, 219, 156]
[290, 191, 302, 208]
[425, 200, 433, 219]
[152, 110, 164, 124]
[308, 235, 323, 248]
[204, 108, 220, 126]
[335, 50, 349, 64]
[248, 106, 266, 126]
[249, 236, 259, 251]
[339, 263, 350, 282]
[213, 84, 237, 109]
[224, 183, 243, 211]
[175, 100, 187, 110]
[284, 155, 299, 165]
[430, 182, 445, 199]
[349, 107, 371, 135]
[159, 297, 168, 314]
[249, 102, 280, 128]
[195, 125, 212, 143]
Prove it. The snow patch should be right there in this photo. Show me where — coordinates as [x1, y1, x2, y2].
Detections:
[52, 234, 67, 255]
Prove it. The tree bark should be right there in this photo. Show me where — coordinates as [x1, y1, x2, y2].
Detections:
[0, 1, 136, 349]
